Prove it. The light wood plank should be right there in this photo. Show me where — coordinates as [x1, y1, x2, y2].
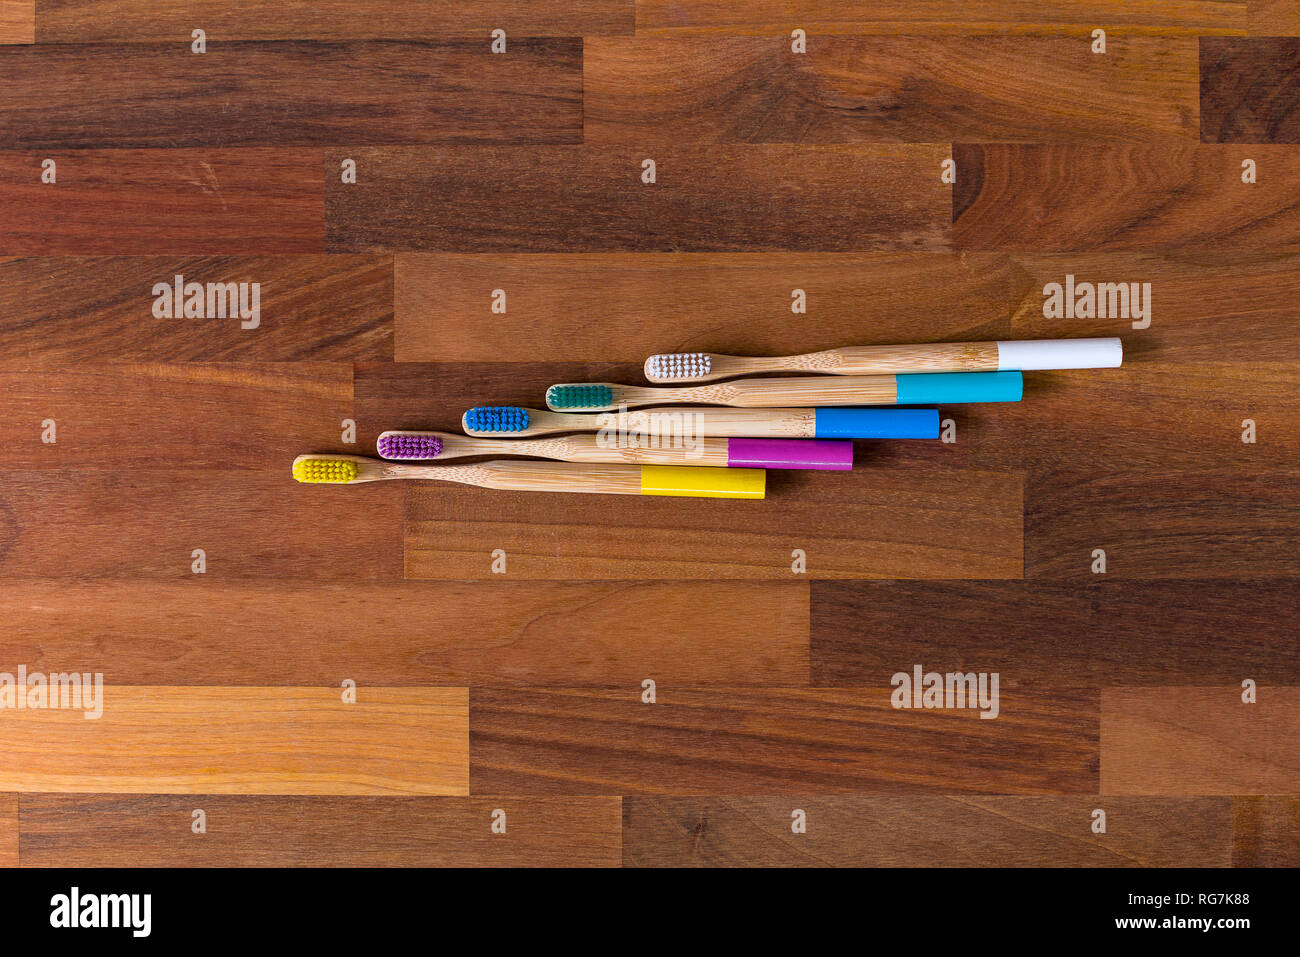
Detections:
[0, 687, 468, 795]
[0, 581, 809, 685]
[395, 252, 1010, 362]
[1102, 688, 1300, 794]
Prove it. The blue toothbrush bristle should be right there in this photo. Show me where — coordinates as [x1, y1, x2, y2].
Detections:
[465, 405, 530, 432]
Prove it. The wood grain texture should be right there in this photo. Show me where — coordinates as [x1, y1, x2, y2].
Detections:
[1102, 688, 1299, 794]
[812, 581, 1300, 687]
[0, 581, 809, 685]
[35, 0, 634, 39]
[0, 471, 402, 579]
[0, 794, 15, 866]
[1232, 796, 1300, 865]
[395, 252, 1010, 362]
[0, 362, 352, 468]
[953, 144, 1300, 251]
[586, 37, 1197, 143]
[1026, 469, 1300, 580]
[0, 1, 31, 43]
[0, 41, 582, 148]
[405, 462, 1022, 580]
[0, 256, 392, 361]
[325, 146, 951, 251]
[0, 687, 468, 795]
[19, 795, 620, 867]
[623, 796, 1232, 867]
[0, 150, 324, 254]
[1201, 38, 1300, 143]
[471, 688, 1098, 794]
[635, 1, 1247, 36]
[1009, 252, 1300, 365]
[1249, 0, 1300, 33]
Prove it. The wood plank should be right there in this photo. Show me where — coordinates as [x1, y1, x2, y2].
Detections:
[20, 794, 620, 867]
[1232, 796, 1300, 865]
[0, 41, 581, 148]
[812, 581, 1300, 686]
[953, 144, 1300, 251]
[1026, 468, 1300, 579]
[401, 448, 1022, 581]
[1249, 0, 1300, 33]
[0, 581, 809, 685]
[471, 687, 1098, 793]
[325, 146, 950, 252]
[0, 150, 323, 255]
[0, 1, 32, 43]
[1009, 252, 1300, 365]
[637, 1, 1246, 35]
[0, 362, 353, 469]
[0, 256, 393, 361]
[35, 0, 634, 39]
[1201, 38, 1300, 143]
[1102, 688, 1300, 794]
[0, 687, 468, 795]
[0, 793, 15, 866]
[586, 37, 1197, 143]
[395, 252, 1011, 362]
[0, 471, 403, 579]
[623, 796, 1232, 866]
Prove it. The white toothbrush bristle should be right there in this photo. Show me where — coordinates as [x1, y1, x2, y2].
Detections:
[647, 352, 711, 380]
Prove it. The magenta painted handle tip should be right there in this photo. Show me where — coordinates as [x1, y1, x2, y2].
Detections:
[726, 438, 853, 471]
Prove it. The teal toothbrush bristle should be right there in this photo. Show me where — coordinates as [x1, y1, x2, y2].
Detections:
[465, 405, 530, 432]
[547, 384, 614, 409]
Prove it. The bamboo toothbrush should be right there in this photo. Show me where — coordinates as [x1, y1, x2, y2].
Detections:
[461, 405, 941, 440]
[292, 454, 765, 499]
[378, 430, 854, 470]
[545, 371, 1022, 412]
[644, 337, 1123, 383]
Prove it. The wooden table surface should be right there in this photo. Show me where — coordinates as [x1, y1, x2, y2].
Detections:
[0, 1, 1296, 868]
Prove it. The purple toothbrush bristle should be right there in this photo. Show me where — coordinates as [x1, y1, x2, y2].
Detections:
[378, 433, 443, 460]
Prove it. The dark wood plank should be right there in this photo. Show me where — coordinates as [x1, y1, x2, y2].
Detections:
[1201, 38, 1300, 143]
[1102, 688, 1299, 794]
[1026, 468, 1300, 580]
[0, 581, 809, 685]
[812, 580, 1300, 686]
[0, 687, 467, 795]
[1232, 797, 1300, 865]
[0, 150, 323, 254]
[0, 0, 32, 43]
[623, 796, 1232, 866]
[325, 145, 950, 252]
[471, 687, 1098, 793]
[20, 795, 620, 867]
[953, 144, 1300, 251]
[0, 362, 353, 468]
[0, 41, 581, 147]
[395, 252, 1011, 362]
[586, 37, 1197, 143]
[635, 0, 1247, 36]
[35, 0, 634, 39]
[0, 256, 393, 361]
[0, 471, 403, 579]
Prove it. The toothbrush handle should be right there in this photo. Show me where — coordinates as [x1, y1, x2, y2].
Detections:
[415, 460, 763, 498]
[791, 338, 1122, 375]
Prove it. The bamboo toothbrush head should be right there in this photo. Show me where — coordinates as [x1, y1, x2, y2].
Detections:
[644, 352, 718, 383]
[292, 454, 392, 484]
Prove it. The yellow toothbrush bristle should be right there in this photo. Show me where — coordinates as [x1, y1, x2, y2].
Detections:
[293, 458, 358, 484]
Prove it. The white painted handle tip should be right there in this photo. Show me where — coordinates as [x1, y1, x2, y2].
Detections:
[996, 337, 1123, 371]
